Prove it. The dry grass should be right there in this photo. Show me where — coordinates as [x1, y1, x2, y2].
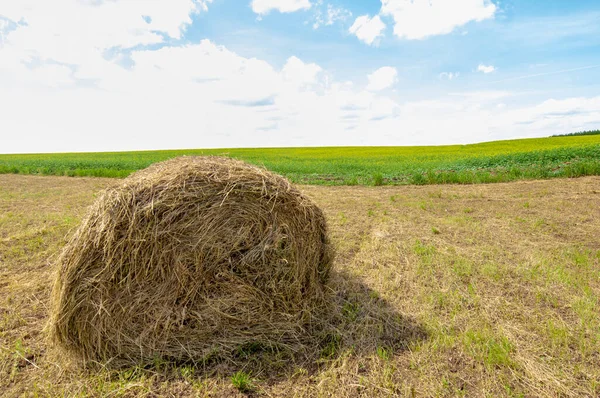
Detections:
[49, 156, 332, 367]
[1, 174, 599, 397]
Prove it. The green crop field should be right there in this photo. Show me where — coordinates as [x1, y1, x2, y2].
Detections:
[1, 133, 600, 185]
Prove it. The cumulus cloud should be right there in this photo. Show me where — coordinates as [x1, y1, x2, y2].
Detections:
[0, 17, 400, 153]
[0, 0, 212, 84]
[367, 67, 398, 91]
[1, 0, 210, 47]
[349, 15, 386, 45]
[281, 56, 323, 87]
[380, 0, 496, 40]
[251, 0, 311, 15]
[477, 64, 496, 73]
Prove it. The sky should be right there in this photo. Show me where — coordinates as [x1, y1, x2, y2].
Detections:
[0, 0, 599, 154]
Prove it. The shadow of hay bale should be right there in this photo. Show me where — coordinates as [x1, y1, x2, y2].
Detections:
[118, 269, 427, 381]
[321, 269, 427, 358]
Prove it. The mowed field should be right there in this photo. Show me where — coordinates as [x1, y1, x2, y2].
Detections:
[1, 134, 600, 185]
[1, 174, 599, 397]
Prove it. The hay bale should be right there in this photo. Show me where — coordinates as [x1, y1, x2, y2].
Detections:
[49, 156, 332, 366]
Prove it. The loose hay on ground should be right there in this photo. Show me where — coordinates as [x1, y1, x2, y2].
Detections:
[49, 156, 333, 367]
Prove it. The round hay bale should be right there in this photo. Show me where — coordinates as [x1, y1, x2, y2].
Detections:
[49, 156, 332, 366]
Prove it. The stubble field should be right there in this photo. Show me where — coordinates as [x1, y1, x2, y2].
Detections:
[1, 174, 599, 397]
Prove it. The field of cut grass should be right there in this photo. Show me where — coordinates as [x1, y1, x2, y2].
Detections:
[1, 174, 599, 397]
[1, 134, 600, 185]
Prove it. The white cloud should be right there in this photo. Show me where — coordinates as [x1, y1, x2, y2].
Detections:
[477, 64, 496, 73]
[1, 1, 599, 154]
[326, 4, 352, 25]
[313, 2, 352, 29]
[0, 0, 211, 82]
[349, 15, 386, 45]
[0, 21, 400, 152]
[281, 56, 322, 87]
[389, 93, 600, 144]
[499, 97, 600, 138]
[380, 0, 496, 40]
[367, 67, 398, 91]
[2, 0, 211, 46]
[448, 90, 511, 101]
[251, 0, 311, 15]
[0, 18, 9, 35]
[439, 72, 460, 80]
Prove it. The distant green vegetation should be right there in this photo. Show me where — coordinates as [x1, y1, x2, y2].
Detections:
[1, 135, 600, 185]
[552, 129, 600, 137]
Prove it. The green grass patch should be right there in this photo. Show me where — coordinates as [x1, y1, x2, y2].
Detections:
[463, 328, 515, 368]
[231, 371, 254, 393]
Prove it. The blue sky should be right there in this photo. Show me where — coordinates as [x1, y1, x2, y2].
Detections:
[193, 0, 600, 96]
[0, 0, 599, 153]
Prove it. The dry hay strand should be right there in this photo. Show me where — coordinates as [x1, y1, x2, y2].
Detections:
[48, 156, 333, 367]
